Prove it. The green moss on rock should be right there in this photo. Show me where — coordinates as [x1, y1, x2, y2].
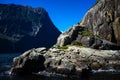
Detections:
[71, 41, 82, 46]
[79, 27, 93, 36]
[55, 46, 68, 50]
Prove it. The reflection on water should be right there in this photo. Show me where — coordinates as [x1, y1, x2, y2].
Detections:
[0, 53, 120, 80]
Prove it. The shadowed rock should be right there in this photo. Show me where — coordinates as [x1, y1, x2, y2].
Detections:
[11, 48, 46, 75]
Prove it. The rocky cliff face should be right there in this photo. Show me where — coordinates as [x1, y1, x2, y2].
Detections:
[0, 4, 61, 53]
[80, 0, 120, 45]
[56, 0, 120, 50]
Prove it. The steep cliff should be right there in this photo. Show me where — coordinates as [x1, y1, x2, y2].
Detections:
[0, 4, 61, 53]
[56, 0, 120, 50]
[80, 0, 120, 45]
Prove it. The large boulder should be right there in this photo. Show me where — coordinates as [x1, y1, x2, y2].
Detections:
[56, 34, 70, 47]
[76, 36, 120, 50]
[56, 26, 84, 46]
[0, 4, 61, 53]
[10, 48, 46, 75]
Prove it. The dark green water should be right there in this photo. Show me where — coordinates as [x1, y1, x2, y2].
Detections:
[0, 53, 120, 80]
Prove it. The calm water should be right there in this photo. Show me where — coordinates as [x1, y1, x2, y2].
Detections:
[0, 53, 120, 80]
[0, 53, 21, 80]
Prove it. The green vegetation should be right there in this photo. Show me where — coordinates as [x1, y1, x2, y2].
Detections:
[71, 41, 82, 46]
[79, 27, 93, 36]
[57, 46, 68, 50]
[94, 34, 100, 38]
[71, 41, 87, 48]
[51, 45, 57, 48]
[79, 27, 100, 38]
[52, 45, 68, 50]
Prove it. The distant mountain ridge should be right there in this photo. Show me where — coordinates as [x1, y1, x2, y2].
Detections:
[0, 4, 61, 53]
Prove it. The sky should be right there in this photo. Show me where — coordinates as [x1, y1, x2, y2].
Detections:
[0, 0, 97, 32]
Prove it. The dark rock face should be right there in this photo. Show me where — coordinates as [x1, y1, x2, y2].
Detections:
[11, 48, 46, 75]
[0, 4, 61, 53]
[76, 36, 120, 50]
[81, 0, 120, 46]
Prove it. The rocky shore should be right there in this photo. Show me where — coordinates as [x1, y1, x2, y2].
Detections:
[10, 46, 120, 78]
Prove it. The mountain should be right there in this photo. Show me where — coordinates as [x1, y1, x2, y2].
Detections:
[11, 0, 120, 77]
[56, 0, 120, 50]
[0, 4, 61, 53]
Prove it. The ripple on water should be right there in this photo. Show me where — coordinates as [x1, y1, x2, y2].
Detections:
[92, 69, 120, 73]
